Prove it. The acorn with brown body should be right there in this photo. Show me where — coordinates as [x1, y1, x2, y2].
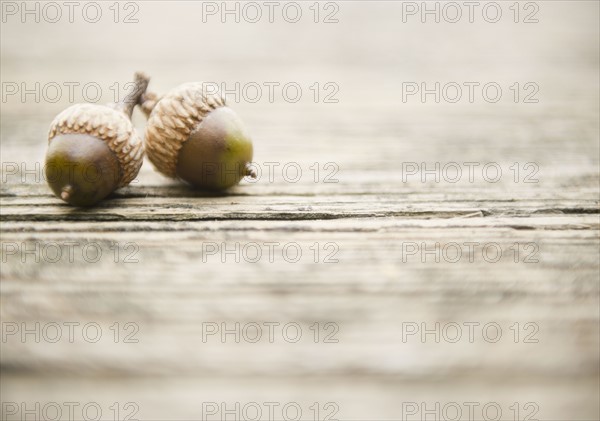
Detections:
[46, 73, 149, 206]
[142, 83, 255, 190]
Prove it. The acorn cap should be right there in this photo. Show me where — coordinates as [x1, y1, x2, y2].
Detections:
[144, 82, 226, 178]
[48, 103, 144, 187]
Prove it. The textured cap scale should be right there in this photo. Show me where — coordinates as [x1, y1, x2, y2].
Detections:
[144, 82, 226, 177]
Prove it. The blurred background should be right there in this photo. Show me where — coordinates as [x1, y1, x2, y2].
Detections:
[1, 1, 599, 420]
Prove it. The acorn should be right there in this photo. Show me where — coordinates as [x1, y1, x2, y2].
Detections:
[46, 72, 149, 206]
[141, 82, 255, 190]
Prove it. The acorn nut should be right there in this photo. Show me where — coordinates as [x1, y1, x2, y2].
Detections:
[142, 82, 255, 191]
[46, 72, 149, 206]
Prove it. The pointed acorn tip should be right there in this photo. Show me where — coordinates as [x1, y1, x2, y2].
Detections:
[60, 185, 73, 201]
[245, 164, 257, 179]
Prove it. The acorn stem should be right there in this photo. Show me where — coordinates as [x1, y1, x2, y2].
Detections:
[115, 72, 150, 118]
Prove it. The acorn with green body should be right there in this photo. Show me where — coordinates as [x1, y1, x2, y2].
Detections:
[45, 73, 148, 206]
[142, 82, 255, 190]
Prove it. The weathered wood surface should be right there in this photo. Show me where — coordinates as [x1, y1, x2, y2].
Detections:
[1, 1, 599, 420]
